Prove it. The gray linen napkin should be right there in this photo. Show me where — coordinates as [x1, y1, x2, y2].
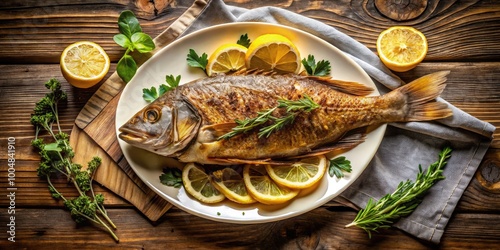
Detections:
[178, 0, 495, 243]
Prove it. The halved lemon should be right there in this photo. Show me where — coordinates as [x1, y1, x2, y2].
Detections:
[211, 167, 256, 204]
[265, 155, 327, 189]
[245, 34, 301, 74]
[182, 163, 225, 203]
[376, 26, 428, 72]
[243, 164, 299, 205]
[60, 41, 110, 88]
[206, 43, 247, 76]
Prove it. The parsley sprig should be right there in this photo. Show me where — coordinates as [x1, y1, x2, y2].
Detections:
[302, 54, 331, 76]
[159, 168, 183, 188]
[142, 74, 181, 102]
[237, 33, 251, 48]
[345, 147, 452, 238]
[114, 10, 156, 83]
[187, 49, 208, 71]
[30, 79, 118, 242]
[218, 94, 320, 140]
[329, 156, 352, 178]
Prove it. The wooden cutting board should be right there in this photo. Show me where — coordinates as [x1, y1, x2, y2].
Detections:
[68, 0, 209, 221]
[70, 125, 172, 221]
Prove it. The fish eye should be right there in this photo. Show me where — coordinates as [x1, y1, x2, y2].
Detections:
[144, 108, 161, 123]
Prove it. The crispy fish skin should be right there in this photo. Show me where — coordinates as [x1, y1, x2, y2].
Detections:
[118, 71, 452, 165]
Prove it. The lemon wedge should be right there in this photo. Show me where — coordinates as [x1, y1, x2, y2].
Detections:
[60, 41, 110, 88]
[206, 43, 247, 76]
[245, 34, 301, 74]
[376, 26, 428, 72]
[182, 163, 225, 203]
[243, 164, 299, 205]
[265, 155, 327, 189]
[211, 167, 256, 204]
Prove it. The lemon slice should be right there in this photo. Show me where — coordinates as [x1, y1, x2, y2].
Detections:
[207, 43, 247, 76]
[243, 164, 299, 205]
[211, 168, 257, 204]
[376, 26, 428, 72]
[265, 155, 327, 189]
[182, 163, 225, 203]
[60, 41, 110, 88]
[245, 34, 301, 74]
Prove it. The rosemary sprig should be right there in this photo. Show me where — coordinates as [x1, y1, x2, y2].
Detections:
[218, 95, 320, 140]
[277, 95, 320, 112]
[345, 147, 452, 238]
[218, 108, 277, 140]
[259, 112, 296, 138]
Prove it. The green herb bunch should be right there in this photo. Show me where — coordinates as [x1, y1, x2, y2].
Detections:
[30, 79, 118, 242]
[114, 10, 155, 83]
[346, 147, 452, 238]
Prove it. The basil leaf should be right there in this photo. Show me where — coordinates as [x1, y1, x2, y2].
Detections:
[131, 32, 155, 53]
[118, 10, 142, 38]
[113, 34, 132, 49]
[117, 55, 137, 83]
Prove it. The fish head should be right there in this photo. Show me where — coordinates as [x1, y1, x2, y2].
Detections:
[118, 99, 200, 157]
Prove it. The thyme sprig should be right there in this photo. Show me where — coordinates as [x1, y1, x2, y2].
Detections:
[218, 94, 320, 140]
[345, 147, 452, 238]
[30, 79, 118, 242]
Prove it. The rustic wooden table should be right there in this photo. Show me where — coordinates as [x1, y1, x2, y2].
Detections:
[1, 0, 499, 249]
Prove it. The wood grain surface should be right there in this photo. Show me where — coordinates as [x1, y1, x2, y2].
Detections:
[0, 0, 499, 249]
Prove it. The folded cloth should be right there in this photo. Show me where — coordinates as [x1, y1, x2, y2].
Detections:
[175, 0, 495, 243]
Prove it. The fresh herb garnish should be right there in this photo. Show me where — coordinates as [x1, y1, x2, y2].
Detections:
[345, 147, 452, 238]
[302, 54, 331, 76]
[237, 33, 251, 48]
[142, 74, 181, 102]
[187, 49, 208, 71]
[328, 156, 352, 178]
[30, 79, 118, 242]
[159, 168, 183, 188]
[218, 94, 320, 140]
[114, 10, 155, 83]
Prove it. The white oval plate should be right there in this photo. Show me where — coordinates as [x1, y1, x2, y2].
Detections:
[116, 22, 386, 223]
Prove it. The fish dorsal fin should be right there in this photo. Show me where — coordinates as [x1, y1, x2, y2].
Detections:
[230, 68, 277, 76]
[307, 76, 374, 96]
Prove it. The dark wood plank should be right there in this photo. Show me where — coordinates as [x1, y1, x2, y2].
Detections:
[1, 207, 499, 249]
[0, 0, 499, 64]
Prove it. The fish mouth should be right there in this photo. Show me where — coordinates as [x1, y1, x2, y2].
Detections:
[118, 127, 148, 144]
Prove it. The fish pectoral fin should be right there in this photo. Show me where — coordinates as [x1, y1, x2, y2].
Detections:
[308, 76, 374, 96]
[201, 122, 238, 137]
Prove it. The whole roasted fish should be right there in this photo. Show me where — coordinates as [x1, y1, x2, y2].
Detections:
[118, 71, 452, 165]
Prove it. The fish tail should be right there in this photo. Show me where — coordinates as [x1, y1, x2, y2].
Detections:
[398, 71, 453, 121]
